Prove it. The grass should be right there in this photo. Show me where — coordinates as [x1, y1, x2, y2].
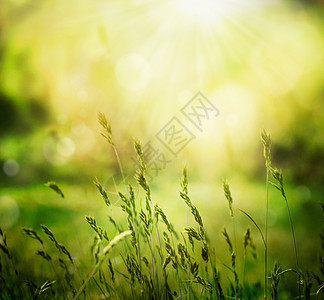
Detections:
[0, 114, 323, 299]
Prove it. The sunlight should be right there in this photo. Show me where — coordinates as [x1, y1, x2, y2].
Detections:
[175, 0, 276, 23]
[2, 0, 323, 176]
[176, 0, 228, 22]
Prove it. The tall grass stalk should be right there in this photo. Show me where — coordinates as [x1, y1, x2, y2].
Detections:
[180, 166, 192, 299]
[134, 139, 168, 298]
[242, 227, 256, 287]
[261, 129, 271, 300]
[98, 113, 140, 294]
[239, 208, 267, 298]
[98, 112, 126, 190]
[92, 178, 124, 292]
[180, 167, 222, 299]
[223, 180, 239, 300]
[262, 129, 300, 299]
[270, 167, 300, 299]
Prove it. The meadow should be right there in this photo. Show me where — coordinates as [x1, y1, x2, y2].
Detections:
[0, 114, 323, 299]
[1, 1, 324, 299]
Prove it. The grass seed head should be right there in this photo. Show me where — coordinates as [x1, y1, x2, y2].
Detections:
[135, 169, 150, 195]
[270, 168, 286, 198]
[94, 177, 110, 206]
[58, 243, 74, 264]
[163, 255, 172, 269]
[41, 225, 57, 244]
[261, 129, 271, 167]
[270, 263, 281, 300]
[134, 138, 145, 172]
[181, 166, 188, 195]
[188, 234, 195, 251]
[98, 112, 114, 146]
[190, 261, 199, 277]
[201, 245, 209, 262]
[107, 216, 119, 232]
[155, 204, 172, 232]
[180, 192, 203, 228]
[108, 258, 115, 282]
[223, 180, 233, 217]
[36, 251, 51, 261]
[128, 184, 135, 209]
[45, 181, 64, 198]
[86, 216, 109, 242]
[22, 227, 43, 245]
[243, 227, 257, 259]
[185, 227, 201, 241]
[222, 228, 233, 255]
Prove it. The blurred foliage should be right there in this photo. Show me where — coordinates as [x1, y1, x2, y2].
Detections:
[0, 92, 48, 137]
[1, 0, 324, 186]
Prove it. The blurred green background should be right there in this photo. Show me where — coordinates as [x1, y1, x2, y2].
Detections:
[1, 0, 324, 298]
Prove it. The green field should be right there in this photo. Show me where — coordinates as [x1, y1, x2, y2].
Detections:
[1, 130, 323, 299]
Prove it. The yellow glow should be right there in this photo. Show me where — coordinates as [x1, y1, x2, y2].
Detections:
[175, 0, 276, 23]
[176, 0, 228, 21]
[2, 0, 324, 175]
